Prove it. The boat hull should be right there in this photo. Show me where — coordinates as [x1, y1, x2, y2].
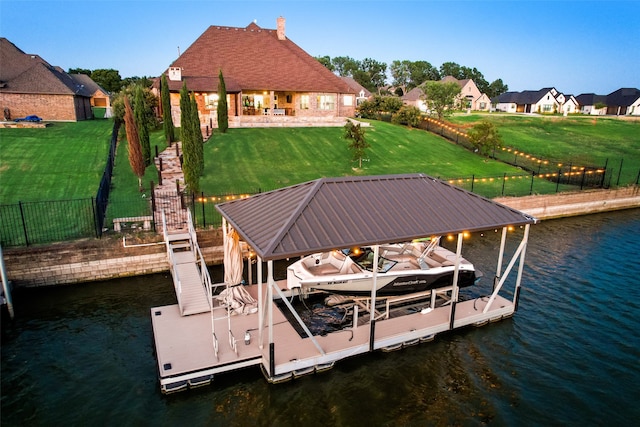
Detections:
[304, 269, 477, 296]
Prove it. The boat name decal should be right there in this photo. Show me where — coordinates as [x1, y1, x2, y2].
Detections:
[392, 279, 428, 287]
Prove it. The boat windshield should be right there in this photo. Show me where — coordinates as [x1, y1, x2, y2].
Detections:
[349, 248, 397, 273]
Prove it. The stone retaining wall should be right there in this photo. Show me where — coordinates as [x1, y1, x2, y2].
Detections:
[3, 188, 638, 288]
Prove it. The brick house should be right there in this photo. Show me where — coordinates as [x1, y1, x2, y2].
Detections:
[401, 76, 491, 113]
[153, 17, 356, 128]
[0, 38, 97, 121]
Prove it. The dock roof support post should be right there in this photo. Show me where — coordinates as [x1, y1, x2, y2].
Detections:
[513, 224, 530, 310]
[496, 227, 508, 288]
[267, 260, 274, 376]
[368, 245, 380, 352]
[258, 255, 264, 350]
[449, 233, 464, 330]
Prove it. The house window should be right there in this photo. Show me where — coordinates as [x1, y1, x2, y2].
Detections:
[205, 93, 219, 109]
[343, 95, 353, 106]
[317, 94, 335, 110]
[479, 102, 486, 109]
[542, 104, 553, 112]
[300, 95, 310, 109]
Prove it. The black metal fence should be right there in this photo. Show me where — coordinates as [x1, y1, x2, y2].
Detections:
[95, 121, 120, 234]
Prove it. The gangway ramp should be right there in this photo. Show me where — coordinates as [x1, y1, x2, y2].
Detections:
[163, 213, 212, 316]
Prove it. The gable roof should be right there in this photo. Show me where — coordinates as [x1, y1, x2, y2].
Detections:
[402, 86, 424, 102]
[606, 88, 640, 106]
[216, 173, 536, 261]
[340, 76, 371, 97]
[70, 73, 110, 96]
[493, 88, 557, 104]
[0, 37, 91, 97]
[165, 21, 353, 94]
[575, 93, 607, 106]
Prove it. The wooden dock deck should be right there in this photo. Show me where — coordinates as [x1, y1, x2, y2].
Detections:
[151, 282, 516, 393]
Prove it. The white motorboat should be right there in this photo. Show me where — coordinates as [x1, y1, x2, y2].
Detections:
[286, 238, 479, 296]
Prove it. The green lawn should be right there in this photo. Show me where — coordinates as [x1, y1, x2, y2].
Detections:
[448, 114, 640, 184]
[0, 121, 114, 203]
[201, 121, 533, 195]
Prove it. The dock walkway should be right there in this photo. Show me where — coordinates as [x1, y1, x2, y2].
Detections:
[151, 282, 516, 393]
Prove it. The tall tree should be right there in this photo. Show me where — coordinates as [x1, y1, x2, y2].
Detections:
[315, 55, 335, 72]
[90, 68, 122, 93]
[487, 78, 509, 99]
[217, 69, 229, 133]
[343, 120, 370, 169]
[331, 56, 359, 77]
[123, 95, 145, 190]
[439, 62, 463, 79]
[351, 58, 387, 93]
[390, 60, 411, 95]
[134, 85, 151, 166]
[421, 81, 461, 120]
[179, 81, 203, 193]
[191, 93, 204, 174]
[408, 60, 440, 88]
[160, 74, 175, 144]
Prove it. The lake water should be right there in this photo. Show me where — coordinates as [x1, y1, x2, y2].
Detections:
[2, 209, 639, 426]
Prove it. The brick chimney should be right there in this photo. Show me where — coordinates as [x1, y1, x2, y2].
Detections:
[277, 16, 285, 40]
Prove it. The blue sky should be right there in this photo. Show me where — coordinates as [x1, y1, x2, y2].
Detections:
[2, 0, 638, 95]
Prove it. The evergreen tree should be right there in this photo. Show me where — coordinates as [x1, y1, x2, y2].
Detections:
[161, 74, 175, 144]
[179, 81, 201, 193]
[191, 92, 204, 175]
[134, 85, 151, 166]
[217, 69, 229, 133]
[123, 95, 145, 190]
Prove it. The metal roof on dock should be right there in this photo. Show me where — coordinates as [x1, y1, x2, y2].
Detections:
[216, 173, 537, 260]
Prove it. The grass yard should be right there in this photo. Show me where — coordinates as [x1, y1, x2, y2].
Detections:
[449, 114, 640, 184]
[0, 120, 114, 203]
[201, 120, 534, 195]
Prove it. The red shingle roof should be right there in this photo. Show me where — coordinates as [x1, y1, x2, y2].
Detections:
[166, 21, 353, 94]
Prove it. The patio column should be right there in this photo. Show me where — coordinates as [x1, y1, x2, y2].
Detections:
[258, 255, 263, 349]
[514, 224, 531, 311]
[268, 260, 275, 376]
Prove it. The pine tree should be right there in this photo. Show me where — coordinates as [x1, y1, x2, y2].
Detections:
[191, 93, 204, 175]
[217, 69, 229, 133]
[123, 95, 145, 190]
[161, 74, 175, 144]
[134, 85, 151, 166]
[179, 81, 200, 193]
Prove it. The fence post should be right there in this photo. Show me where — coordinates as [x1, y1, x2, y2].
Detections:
[18, 201, 29, 246]
[471, 174, 475, 193]
[580, 168, 587, 190]
[91, 197, 100, 238]
[617, 158, 623, 187]
[150, 181, 156, 232]
[530, 171, 535, 195]
[201, 191, 206, 228]
[155, 145, 159, 158]
[176, 180, 180, 194]
[501, 173, 506, 196]
[157, 161, 163, 186]
[556, 169, 561, 193]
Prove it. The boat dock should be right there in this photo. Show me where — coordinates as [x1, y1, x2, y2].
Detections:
[151, 281, 516, 393]
[151, 174, 537, 394]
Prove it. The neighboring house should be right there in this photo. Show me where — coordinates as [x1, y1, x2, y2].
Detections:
[0, 38, 95, 121]
[401, 77, 491, 112]
[575, 93, 608, 115]
[340, 76, 371, 106]
[561, 94, 579, 114]
[605, 88, 640, 116]
[70, 73, 112, 118]
[154, 17, 356, 127]
[401, 86, 428, 112]
[493, 88, 561, 114]
[441, 76, 491, 111]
